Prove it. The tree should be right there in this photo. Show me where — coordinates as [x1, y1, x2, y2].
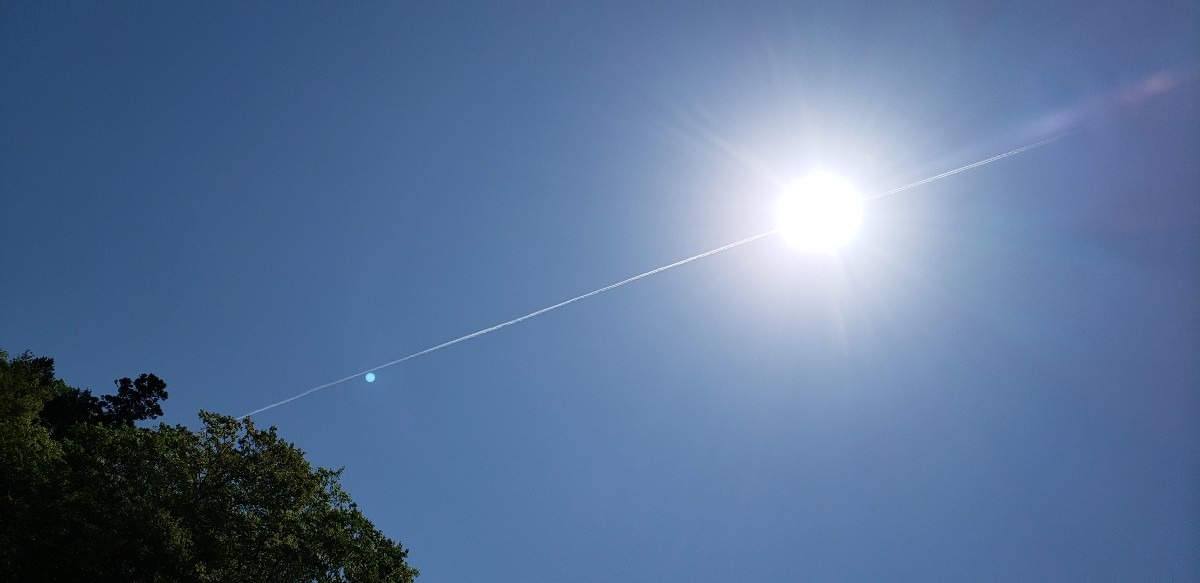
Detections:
[0, 349, 418, 582]
[40, 370, 168, 437]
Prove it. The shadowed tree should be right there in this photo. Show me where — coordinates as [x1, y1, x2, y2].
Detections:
[39, 371, 168, 438]
[0, 349, 418, 582]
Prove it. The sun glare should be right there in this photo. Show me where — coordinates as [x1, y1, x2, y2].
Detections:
[775, 172, 864, 252]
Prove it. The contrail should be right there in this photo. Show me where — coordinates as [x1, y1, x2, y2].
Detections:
[239, 135, 1062, 419]
[864, 135, 1062, 201]
[238, 230, 777, 418]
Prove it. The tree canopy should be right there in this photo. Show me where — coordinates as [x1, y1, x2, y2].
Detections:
[0, 349, 418, 582]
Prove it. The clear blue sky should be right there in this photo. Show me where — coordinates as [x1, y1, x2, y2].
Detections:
[3, 2, 1197, 580]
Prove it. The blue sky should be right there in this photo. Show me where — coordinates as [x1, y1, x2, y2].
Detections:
[2, 1, 1197, 580]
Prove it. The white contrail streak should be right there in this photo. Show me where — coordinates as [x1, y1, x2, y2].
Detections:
[864, 135, 1063, 201]
[238, 135, 1061, 419]
[238, 230, 778, 418]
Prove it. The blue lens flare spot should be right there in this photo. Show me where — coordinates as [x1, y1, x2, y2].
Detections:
[364, 373, 376, 383]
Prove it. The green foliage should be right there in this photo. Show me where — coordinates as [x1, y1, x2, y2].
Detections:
[0, 350, 418, 582]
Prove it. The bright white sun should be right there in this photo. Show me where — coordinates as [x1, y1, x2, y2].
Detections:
[775, 172, 864, 252]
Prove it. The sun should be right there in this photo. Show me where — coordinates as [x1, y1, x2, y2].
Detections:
[775, 172, 864, 252]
